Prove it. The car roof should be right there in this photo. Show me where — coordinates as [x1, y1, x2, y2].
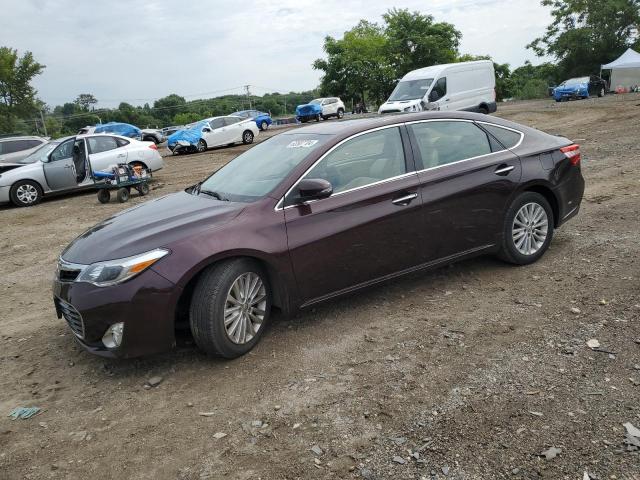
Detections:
[285, 111, 519, 136]
[402, 60, 493, 81]
[0, 135, 47, 141]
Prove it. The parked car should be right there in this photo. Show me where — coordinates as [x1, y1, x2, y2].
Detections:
[379, 60, 496, 114]
[552, 76, 608, 102]
[0, 136, 49, 164]
[141, 129, 166, 144]
[79, 122, 143, 140]
[161, 126, 182, 137]
[53, 111, 584, 359]
[167, 116, 259, 154]
[0, 134, 163, 207]
[232, 110, 273, 131]
[296, 97, 345, 123]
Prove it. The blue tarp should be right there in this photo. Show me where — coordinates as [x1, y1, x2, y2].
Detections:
[94, 122, 142, 138]
[167, 121, 208, 148]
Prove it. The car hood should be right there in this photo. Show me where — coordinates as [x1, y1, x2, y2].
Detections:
[0, 162, 27, 174]
[296, 104, 321, 113]
[555, 84, 586, 93]
[61, 191, 245, 264]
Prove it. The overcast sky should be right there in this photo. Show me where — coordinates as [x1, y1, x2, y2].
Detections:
[5, 0, 552, 108]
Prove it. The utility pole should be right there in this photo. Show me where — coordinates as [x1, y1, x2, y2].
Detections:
[244, 85, 252, 109]
[40, 110, 48, 137]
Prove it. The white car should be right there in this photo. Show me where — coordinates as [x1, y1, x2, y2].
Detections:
[295, 97, 345, 122]
[0, 134, 164, 207]
[167, 116, 260, 154]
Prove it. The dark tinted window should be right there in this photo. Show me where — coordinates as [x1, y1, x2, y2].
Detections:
[432, 77, 447, 98]
[409, 121, 491, 169]
[1, 139, 40, 154]
[87, 136, 119, 154]
[50, 139, 75, 162]
[302, 127, 406, 194]
[224, 117, 241, 126]
[481, 124, 522, 149]
[115, 138, 130, 147]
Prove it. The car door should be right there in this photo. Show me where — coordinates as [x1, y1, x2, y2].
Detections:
[203, 118, 227, 147]
[223, 117, 243, 143]
[406, 119, 522, 261]
[283, 125, 425, 305]
[43, 138, 78, 190]
[86, 136, 126, 172]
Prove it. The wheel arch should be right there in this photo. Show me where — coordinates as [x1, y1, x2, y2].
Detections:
[174, 251, 289, 328]
[520, 182, 560, 227]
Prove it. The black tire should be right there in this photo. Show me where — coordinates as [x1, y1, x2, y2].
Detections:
[242, 130, 254, 145]
[260, 120, 268, 131]
[315, 114, 320, 122]
[10, 180, 43, 207]
[498, 192, 554, 265]
[300, 118, 308, 123]
[598, 87, 605, 98]
[138, 183, 149, 196]
[116, 187, 129, 203]
[97, 189, 110, 204]
[337, 108, 344, 119]
[197, 139, 207, 153]
[479, 105, 489, 115]
[189, 259, 272, 358]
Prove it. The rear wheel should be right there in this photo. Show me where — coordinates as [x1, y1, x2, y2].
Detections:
[138, 183, 150, 196]
[197, 139, 207, 153]
[315, 114, 320, 122]
[598, 87, 605, 97]
[97, 189, 110, 204]
[260, 120, 268, 131]
[116, 187, 129, 203]
[190, 259, 271, 358]
[242, 130, 254, 144]
[479, 105, 489, 114]
[337, 108, 344, 119]
[10, 180, 42, 207]
[498, 192, 554, 265]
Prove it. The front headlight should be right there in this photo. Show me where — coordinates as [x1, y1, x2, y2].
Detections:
[76, 248, 169, 287]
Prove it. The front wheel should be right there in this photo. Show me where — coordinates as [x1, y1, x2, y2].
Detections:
[10, 180, 42, 207]
[260, 120, 268, 131]
[242, 130, 254, 144]
[197, 139, 207, 153]
[315, 114, 320, 122]
[598, 87, 605, 97]
[498, 192, 554, 265]
[190, 259, 271, 358]
[337, 108, 344, 119]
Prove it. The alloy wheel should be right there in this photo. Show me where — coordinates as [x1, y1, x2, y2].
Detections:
[16, 184, 38, 205]
[244, 132, 253, 143]
[224, 272, 266, 345]
[512, 202, 548, 255]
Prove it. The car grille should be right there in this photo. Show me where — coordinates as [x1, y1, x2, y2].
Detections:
[56, 298, 85, 339]
[299, 107, 313, 115]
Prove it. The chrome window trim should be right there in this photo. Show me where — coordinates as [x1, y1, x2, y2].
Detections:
[475, 120, 525, 150]
[275, 123, 409, 211]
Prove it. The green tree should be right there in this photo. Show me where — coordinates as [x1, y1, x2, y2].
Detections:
[0, 47, 45, 133]
[528, 0, 640, 77]
[74, 93, 97, 111]
[153, 94, 186, 122]
[383, 8, 461, 77]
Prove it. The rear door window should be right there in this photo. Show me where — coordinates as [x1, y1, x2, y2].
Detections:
[87, 136, 119, 154]
[479, 123, 522, 149]
[409, 121, 492, 170]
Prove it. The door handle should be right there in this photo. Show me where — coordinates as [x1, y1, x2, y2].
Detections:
[494, 165, 515, 176]
[445, 98, 450, 102]
[392, 192, 418, 206]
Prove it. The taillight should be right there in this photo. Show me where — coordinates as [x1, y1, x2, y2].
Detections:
[148, 144, 158, 150]
[560, 144, 581, 166]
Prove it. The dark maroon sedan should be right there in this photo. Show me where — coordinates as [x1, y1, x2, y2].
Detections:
[53, 112, 584, 358]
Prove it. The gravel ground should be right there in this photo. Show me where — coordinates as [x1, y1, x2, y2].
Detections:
[0, 95, 639, 480]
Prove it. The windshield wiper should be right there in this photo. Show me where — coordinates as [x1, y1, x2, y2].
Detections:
[199, 189, 228, 201]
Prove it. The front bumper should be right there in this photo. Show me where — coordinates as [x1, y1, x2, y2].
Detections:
[554, 91, 587, 101]
[52, 268, 182, 358]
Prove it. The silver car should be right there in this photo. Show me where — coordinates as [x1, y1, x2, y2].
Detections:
[0, 136, 49, 163]
[0, 134, 164, 207]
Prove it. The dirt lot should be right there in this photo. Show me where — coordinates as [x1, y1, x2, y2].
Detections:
[1, 95, 639, 480]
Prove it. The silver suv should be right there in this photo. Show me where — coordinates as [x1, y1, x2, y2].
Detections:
[0, 136, 49, 163]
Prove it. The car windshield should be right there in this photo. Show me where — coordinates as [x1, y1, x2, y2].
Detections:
[562, 77, 589, 86]
[195, 133, 330, 203]
[16, 141, 60, 164]
[388, 78, 434, 101]
[309, 99, 322, 104]
[233, 111, 251, 118]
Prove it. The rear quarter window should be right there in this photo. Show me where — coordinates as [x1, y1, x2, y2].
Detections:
[480, 124, 522, 149]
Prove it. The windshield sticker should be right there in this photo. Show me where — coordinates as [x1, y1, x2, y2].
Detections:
[286, 140, 319, 149]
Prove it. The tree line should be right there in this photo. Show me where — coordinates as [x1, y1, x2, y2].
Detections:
[1, 0, 639, 137]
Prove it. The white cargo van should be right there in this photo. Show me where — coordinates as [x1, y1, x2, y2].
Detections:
[378, 60, 496, 114]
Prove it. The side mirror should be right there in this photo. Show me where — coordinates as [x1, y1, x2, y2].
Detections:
[295, 178, 332, 203]
[202, 127, 212, 133]
[428, 90, 440, 102]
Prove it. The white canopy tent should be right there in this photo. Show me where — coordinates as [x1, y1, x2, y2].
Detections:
[601, 48, 640, 91]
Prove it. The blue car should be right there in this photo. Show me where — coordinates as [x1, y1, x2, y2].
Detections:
[553, 76, 607, 102]
[232, 110, 272, 131]
[295, 100, 322, 123]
